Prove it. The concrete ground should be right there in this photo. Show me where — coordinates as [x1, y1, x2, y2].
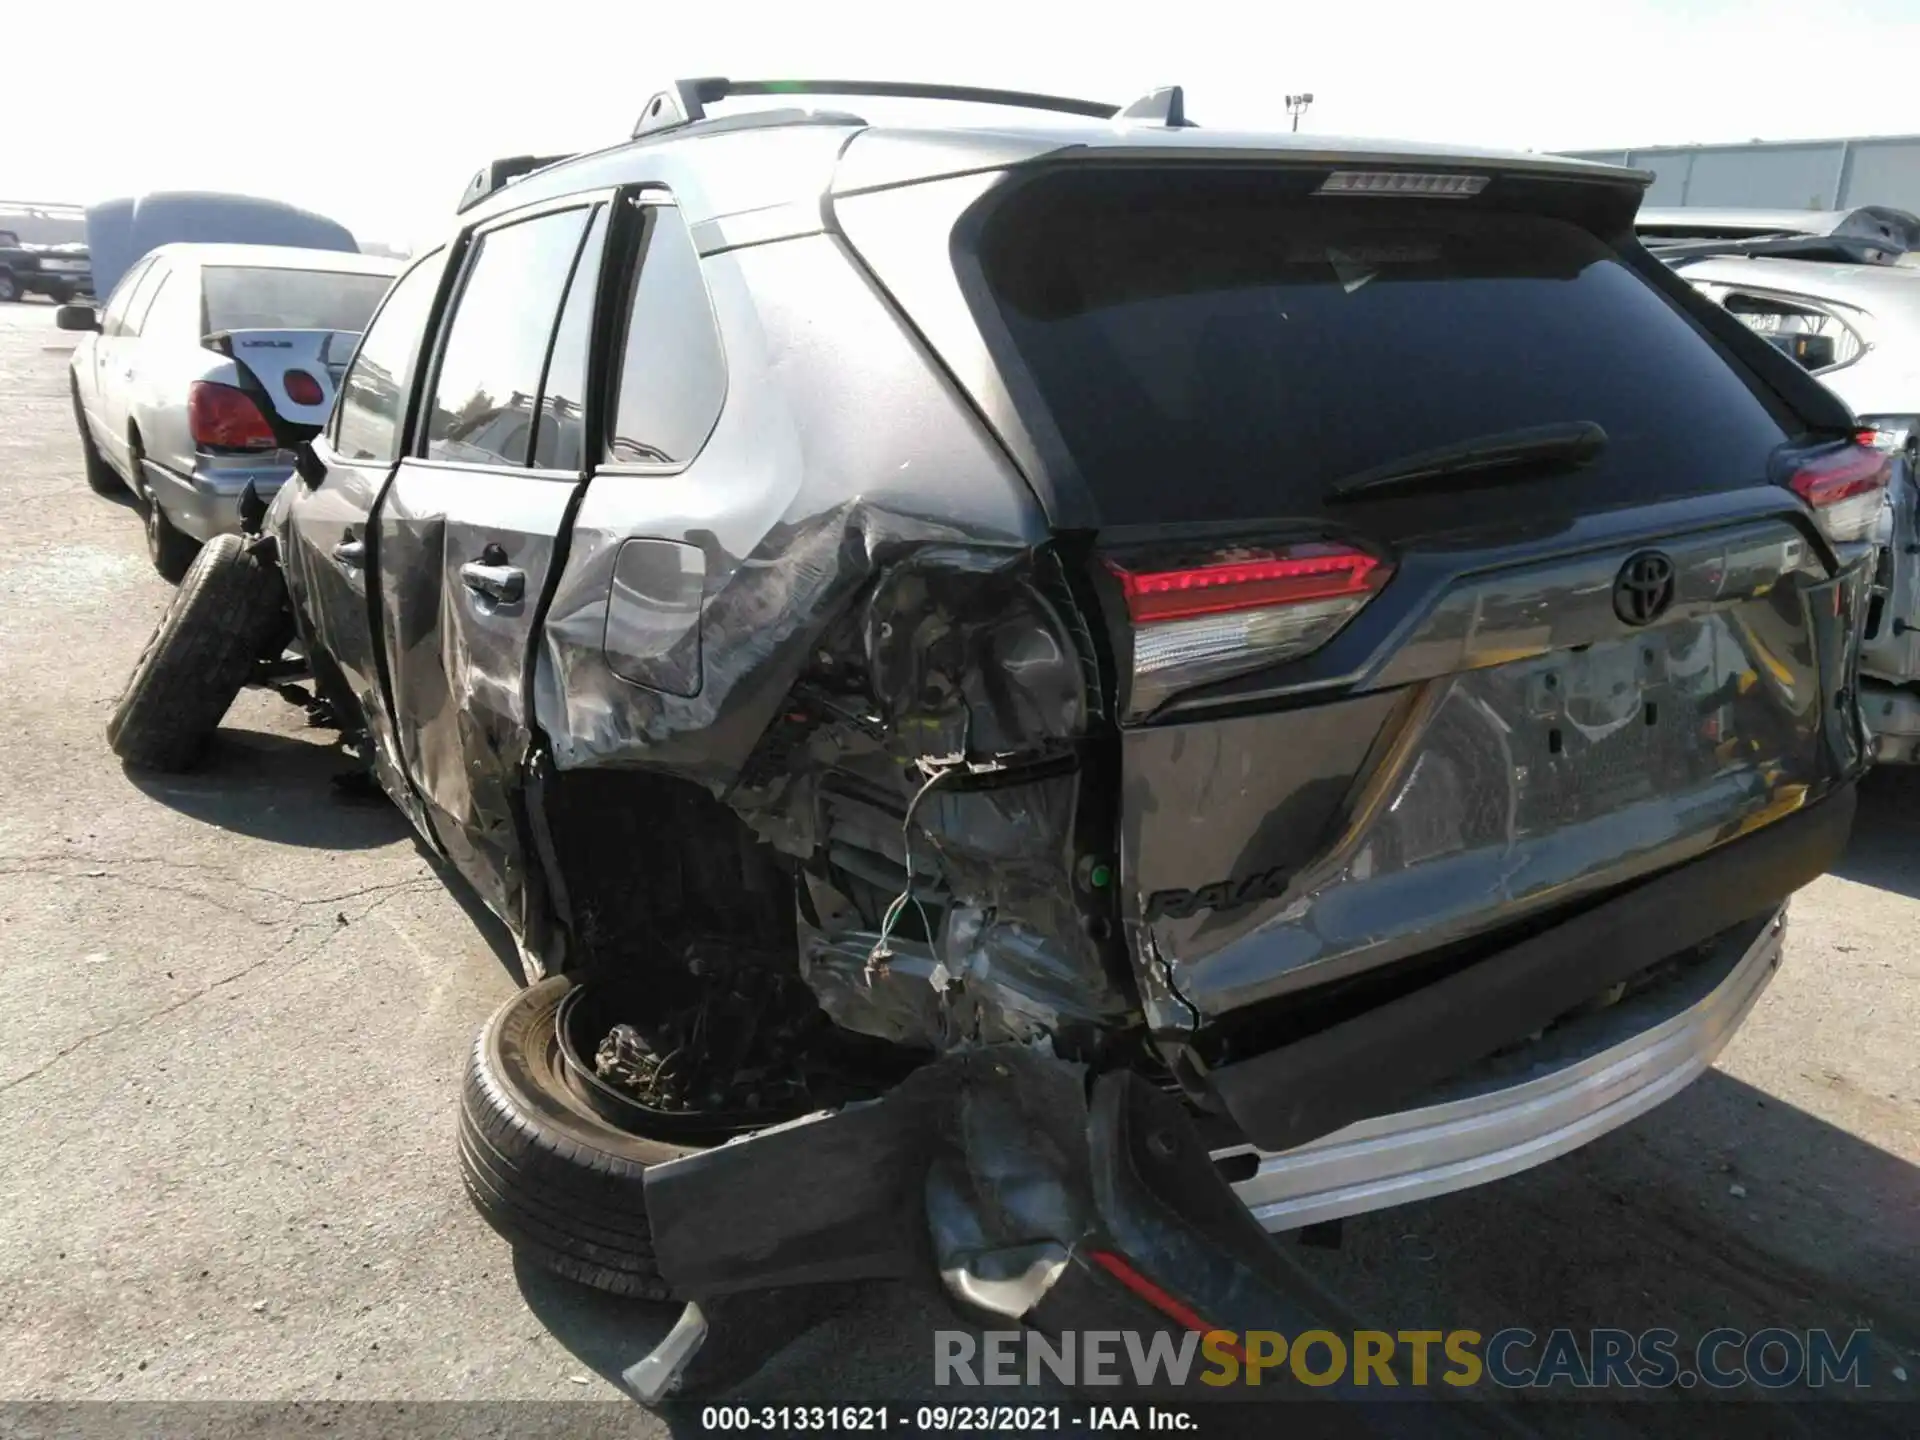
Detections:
[1, 299, 1915, 1428]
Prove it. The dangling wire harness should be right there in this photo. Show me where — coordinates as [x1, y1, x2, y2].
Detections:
[862, 751, 1009, 985]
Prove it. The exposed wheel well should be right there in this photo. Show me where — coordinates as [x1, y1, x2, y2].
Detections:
[124, 422, 145, 489]
[538, 766, 797, 985]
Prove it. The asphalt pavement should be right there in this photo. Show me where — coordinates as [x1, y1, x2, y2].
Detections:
[1, 298, 1915, 1430]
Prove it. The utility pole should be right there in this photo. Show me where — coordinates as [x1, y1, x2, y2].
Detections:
[1286, 93, 1314, 132]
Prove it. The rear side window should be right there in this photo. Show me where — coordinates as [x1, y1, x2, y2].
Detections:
[531, 206, 610, 471]
[976, 171, 1794, 528]
[99, 257, 154, 336]
[426, 208, 590, 468]
[607, 206, 726, 466]
[202, 267, 392, 333]
[117, 260, 169, 338]
[141, 268, 201, 340]
[335, 251, 446, 464]
[127, 269, 173, 338]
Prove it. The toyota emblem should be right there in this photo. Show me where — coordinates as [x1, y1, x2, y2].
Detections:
[1613, 551, 1676, 627]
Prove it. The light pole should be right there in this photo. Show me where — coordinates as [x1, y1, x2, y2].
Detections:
[1286, 93, 1314, 132]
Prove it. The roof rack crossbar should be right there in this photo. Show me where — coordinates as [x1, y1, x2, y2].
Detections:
[631, 77, 1197, 139]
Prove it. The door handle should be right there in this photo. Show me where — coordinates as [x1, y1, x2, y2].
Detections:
[460, 560, 525, 604]
[332, 539, 366, 566]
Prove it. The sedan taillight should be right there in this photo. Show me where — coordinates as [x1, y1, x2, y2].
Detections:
[188, 381, 277, 450]
[1788, 442, 1891, 544]
[1107, 543, 1391, 716]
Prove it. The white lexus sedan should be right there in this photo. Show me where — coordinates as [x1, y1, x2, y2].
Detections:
[63, 244, 400, 579]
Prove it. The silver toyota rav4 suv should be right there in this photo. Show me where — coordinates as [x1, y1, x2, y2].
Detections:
[102, 80, 1872, 1382]
[1642, 205, 1920, 762]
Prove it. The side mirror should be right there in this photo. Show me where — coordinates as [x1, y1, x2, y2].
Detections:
[55, 304, 100, 333]
[293, 439, 328, 489]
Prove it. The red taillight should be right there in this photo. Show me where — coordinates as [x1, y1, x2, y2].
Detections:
[1112, 549, 1384, 623]
[1788, 442, 1890, 543]
[188, 381, 276, 450]
[1107, 543, 1391, 717]
[282, 369, 324, 407]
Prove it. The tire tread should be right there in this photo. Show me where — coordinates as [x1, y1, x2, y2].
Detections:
[105, 534, 285, 771]
[456, 978, 689, 1300]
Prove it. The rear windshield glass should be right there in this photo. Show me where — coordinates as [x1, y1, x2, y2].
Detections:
[202, 266, 393, 334]
[976, 172, 1792, 528]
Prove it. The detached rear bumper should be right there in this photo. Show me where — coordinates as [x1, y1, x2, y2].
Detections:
[1215, 905, 1785, 1231]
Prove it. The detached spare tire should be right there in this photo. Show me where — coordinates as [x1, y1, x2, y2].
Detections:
[458, 977, 697, 1299]
[106, 533, 286, 771]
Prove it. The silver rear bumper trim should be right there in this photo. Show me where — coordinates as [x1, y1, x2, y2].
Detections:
[1217, 909, 1787, 1231]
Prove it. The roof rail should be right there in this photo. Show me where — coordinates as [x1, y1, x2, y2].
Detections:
[457, 153, 577, 214]
[1651, 234, 1911, 268]
[631, 78, 1194, 139]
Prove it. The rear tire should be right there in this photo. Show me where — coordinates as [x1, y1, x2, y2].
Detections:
[127, 433, 199, 583]
[458, 977, 697, 1299]
[145, 488, 199, 583]
[106, 533, 287, 771]
[0, 270, 17, 303]
[71, 381, 122, 497]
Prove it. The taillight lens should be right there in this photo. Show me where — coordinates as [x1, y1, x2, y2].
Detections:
[1857, 418, 1916, 455]
[188, 381, 277, 450]
[1788, 442, 1891, 543]
[1108, 543, 1391, 716]
[282, 369, 324, 407]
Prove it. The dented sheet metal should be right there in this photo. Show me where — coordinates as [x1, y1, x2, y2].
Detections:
[376, 462, 576, 943]
[1124, 520, 1867, 1026]
[527, 232, 1126, 1051]
[534, 234, 1044, 784]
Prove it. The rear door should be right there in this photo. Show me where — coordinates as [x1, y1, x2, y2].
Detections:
[91, 255, 162, 473]
[74, 254, 149, 449]
[103, 257, 173, 470]
[280, 248, 450, 827]
[860, 164, 1871, 1038]
[376, 196, 610, 934]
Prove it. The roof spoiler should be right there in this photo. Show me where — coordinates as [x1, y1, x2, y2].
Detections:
[631, 77, 1197, 140]
[457, 153, 577, 214]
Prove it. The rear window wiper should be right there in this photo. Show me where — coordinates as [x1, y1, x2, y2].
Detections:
[1324, 421, 1608, 502]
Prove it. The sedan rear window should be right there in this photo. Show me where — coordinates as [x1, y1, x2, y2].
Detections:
[202, 266, 393, 334]
[976, 171, 1793, 528]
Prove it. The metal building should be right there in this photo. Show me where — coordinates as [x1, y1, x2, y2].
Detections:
[1561, 135, 1920, 213]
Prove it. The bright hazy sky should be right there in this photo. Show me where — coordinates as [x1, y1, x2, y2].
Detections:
[12, 0, 1920, 250]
